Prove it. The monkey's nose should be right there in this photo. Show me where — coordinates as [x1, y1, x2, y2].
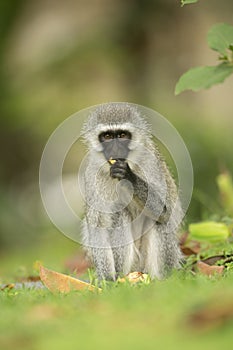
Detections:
[103, 140, 129, 161]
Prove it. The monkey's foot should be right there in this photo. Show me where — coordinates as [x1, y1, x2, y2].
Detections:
[118, 272, 150, 284]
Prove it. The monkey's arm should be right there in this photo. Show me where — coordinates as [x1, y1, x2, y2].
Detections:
[132, 176, 169, 223]
[110, 160, 169, 223]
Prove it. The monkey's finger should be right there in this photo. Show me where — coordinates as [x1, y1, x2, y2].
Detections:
[111, 161, 128, 170]
[111, 169, 127, 176]
[110, 170, 127, 179]
[110, 167, 127, 175]
[111, 174, 126, 180]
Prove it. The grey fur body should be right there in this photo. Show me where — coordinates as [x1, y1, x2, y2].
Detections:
[81, 103, 183, 280]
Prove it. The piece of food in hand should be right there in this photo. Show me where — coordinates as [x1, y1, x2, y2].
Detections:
[108, 158, 117, 165]
[118, 272, 150, 284]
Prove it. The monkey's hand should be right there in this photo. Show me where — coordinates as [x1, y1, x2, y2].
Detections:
[110, 160, 135, 181]
[110, 160, 169, 222]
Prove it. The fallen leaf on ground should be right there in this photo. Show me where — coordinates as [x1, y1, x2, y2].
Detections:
[196, 261, 224, 276]
[181, 246, 200, 256]
[0, 283, 15, 291]
[179, 231, 201, 256]
[39, 265, 101, 293]
[202, 255, 225, 266]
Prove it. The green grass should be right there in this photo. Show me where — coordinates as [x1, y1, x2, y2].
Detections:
[1, 270, 233, 349]
[1, 232, 233, 350]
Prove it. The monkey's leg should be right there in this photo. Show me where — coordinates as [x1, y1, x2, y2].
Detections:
[112, 243, 136, 277]
[81, 220, 116, 280]
[141, 225, 182, 279]
[87, 247, 116, 281]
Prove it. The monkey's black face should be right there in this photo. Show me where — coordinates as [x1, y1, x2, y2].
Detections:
[98, 130, 132, 161]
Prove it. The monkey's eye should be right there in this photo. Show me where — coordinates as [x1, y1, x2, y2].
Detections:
[99, 132, 114, 142]
[117, 131, 132, 140]
[104, 133, 113, 140]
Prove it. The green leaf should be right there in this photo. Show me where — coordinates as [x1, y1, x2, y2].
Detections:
[181, 0, 198, 6]
[175, 63, 233, 95]
[208, 23, 233, 56]
[189, 221, 230, 243]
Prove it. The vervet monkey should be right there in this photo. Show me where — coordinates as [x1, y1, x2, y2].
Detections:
[81, 103, 182, 280]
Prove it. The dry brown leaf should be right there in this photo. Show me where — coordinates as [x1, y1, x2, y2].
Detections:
[0, 283, 15, 291]
[179, 232, 201, 256]
[180, 242, 201, 256]
[202, 255, 225, 266]
[196, 261, 224, 276]
[181, 246, 198, 256]
[39, 265, 101, 293]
